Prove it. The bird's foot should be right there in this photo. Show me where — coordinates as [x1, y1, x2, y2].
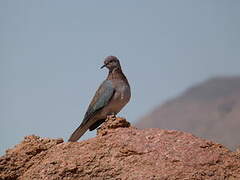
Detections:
[107, 113, 116, 120]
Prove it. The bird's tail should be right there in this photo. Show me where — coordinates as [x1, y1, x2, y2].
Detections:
[68, 123, 89, 142]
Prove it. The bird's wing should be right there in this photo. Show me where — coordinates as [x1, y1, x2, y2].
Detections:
[68, 80, 115, 142]
[82, 80, 115, 125]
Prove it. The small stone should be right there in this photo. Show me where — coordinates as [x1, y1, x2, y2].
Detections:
[97, 116, 131, 136]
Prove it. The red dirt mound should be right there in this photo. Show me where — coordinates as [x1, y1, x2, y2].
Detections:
[1, 117, 240, 179]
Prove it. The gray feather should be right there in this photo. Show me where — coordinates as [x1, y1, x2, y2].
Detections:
[68, 80, 115, 142]
[82, 80, 115, 125]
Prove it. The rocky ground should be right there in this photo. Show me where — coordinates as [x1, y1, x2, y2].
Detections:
[1, 117, 240, 179]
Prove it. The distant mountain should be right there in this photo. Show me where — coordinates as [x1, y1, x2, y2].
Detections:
[136, 76, 240, 150]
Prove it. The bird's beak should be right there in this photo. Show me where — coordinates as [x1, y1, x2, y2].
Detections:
[100, 64, 106, 69]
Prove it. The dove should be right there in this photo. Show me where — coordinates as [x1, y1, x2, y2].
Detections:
[68, 56, 131, 142]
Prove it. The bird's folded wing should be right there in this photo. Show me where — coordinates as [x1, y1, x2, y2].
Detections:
[68, 80, 115, 142]
[82, 80, 115, 125]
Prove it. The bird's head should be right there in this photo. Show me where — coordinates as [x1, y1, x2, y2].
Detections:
[101, 56, 121, 71]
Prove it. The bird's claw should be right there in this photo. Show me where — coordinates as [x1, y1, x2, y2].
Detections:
[107, 114, 116, 120]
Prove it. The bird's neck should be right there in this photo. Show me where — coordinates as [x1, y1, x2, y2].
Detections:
[107, 68, 128, 82]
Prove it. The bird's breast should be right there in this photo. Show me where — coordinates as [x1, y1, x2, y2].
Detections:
[114, 81, 131, 103]
[101, 80, 131, 116]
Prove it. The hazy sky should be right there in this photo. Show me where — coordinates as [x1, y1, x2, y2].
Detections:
[1, 1, 240, 155]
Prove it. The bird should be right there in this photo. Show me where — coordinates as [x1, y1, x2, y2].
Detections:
[68, 56, 131, 142]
